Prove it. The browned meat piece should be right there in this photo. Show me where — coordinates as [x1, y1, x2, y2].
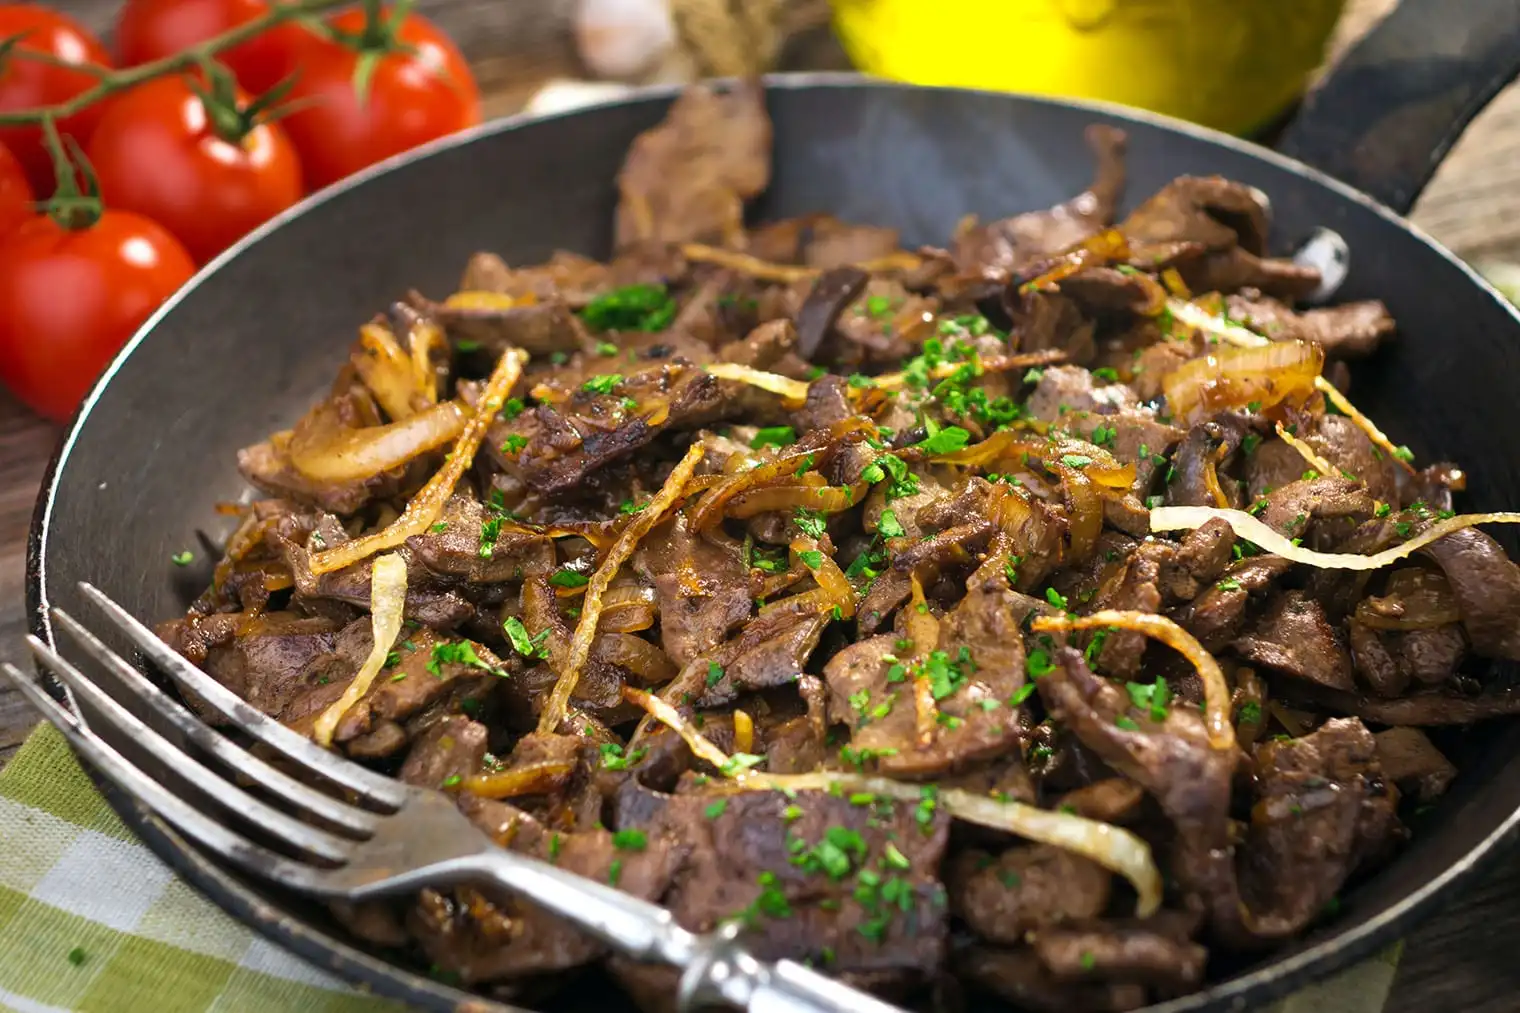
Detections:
[404, 495, 552, 584]
[458, 247, 688, 308]
[1089, 548, 1163, 679]
[1243, 436, 1307, 501]
[1025, 364, 1136, 422]
[1033, 923, 1207, 989]
[412, 293, 585, 357]
[1165, 413, 1252, 509]
[1176, 518, 1236, 584]
[1175, 554, 1295, 649]
[634, 514, 752, 667]
[825, 575, 1028, 778]
[692, 595, 830, 704]
[1036, 647, 1237, 904]
[1224, 718, 1399, 944]
[789, 373, 854, 434]
[948, 844, 1111, 943]
[793, 266, 868, 359]
[398, 715, 489, 788]
[330, 628, 505, 747]
[958, 947, 1148, 1013]
[1375, 726, 1457, 801]
[279, 540, 475, 630]
[511, 365, 726, 494]
[411, 796, 680, 982]
[201, 612, 341, 718]
[718, 317, 798, 370]
[1298, 414, 1399, 506]
[1421, 527, 1520, 660]
[1391, 624, 1468, 685]
[1225, 291, 1395, 359]
[625, 785, 951, 981]
[1120, 176, 1320, 298]
[803, 219, 901, 269]
[827, 278, 934, 367]
[1349, 617, 1409, 698]
[1257, 476, 1377, 543]
[1007, 289, 1095, 362]
[1057, 778, 1146, 824]
[1130, 336, 1198, 401]
[1035, 366, 1184, 495]
[950, 125, 1127, 291]
[614, 80, 771, 249]
[1234, 591, 1356, 691]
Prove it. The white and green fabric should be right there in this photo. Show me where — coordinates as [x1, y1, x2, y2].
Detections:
[0, 723, 1399, 1013]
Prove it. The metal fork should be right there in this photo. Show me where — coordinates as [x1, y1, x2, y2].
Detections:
[1, 582, 909, 1013]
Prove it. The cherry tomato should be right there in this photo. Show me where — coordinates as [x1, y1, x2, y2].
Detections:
[0, 210, 195, 421]
[115, 0, 306, 97]
[0, 4, 113, 195]
[88, 75, 303, 264]
[0, 139, 32, 236]
[279, 6, 479, 191]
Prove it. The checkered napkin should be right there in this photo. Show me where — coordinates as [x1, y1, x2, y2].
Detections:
[0, 722, 1399, 1013]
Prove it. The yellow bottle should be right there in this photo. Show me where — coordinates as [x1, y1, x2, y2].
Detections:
[831, 0, 1347, 136]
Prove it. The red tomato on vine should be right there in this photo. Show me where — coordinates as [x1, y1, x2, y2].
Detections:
[0, 4, 113, 194]
[278, 5, 480, 191]
[0, 139, 32, 236]
[88, 72, 303, 263]
[114, 0, 306, 97]
[0, 205, 195, 421]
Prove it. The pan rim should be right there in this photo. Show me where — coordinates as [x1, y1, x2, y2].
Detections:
[24, 72, 1520, 1012]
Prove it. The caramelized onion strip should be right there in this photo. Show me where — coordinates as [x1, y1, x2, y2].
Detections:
[1032, 611, 1236, 752]
[704, 363, 810, 407]
[1275, 423, 1334, 476]
[309, 349, 526, 574]
[312, 553, 407, 748]
[539, 443, 706, 733]
[1151, 505, 1520, 572]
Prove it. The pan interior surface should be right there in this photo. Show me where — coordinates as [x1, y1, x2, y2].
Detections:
[32, 80, 1520, 1013]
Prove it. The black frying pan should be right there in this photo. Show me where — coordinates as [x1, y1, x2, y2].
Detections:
[25, 1, 1520, 1010]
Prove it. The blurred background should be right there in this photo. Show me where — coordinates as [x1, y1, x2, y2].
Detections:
[41, 0, 1520, 288]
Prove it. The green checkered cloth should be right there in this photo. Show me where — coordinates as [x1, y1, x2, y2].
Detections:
[0, 723, 1400, 1013]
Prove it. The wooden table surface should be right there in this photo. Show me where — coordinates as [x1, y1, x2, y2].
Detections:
[7, 1, 1520, 1010]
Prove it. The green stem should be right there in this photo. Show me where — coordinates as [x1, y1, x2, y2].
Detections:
[0, 0, 346, 127]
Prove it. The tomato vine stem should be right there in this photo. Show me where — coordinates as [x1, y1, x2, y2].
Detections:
[0, 0, 349, 127]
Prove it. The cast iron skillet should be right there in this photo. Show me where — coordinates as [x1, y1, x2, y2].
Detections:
[25, 1, 1520, 1009]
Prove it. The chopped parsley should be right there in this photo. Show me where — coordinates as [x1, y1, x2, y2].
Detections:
[501, 434, 528, 455]
[499, 397, 525, 420]
[599, 742, 648, 770]
[914, 421, 970, 455]
[1044, 587, 1069, 610]
[793, 507, 826, 538]
[612, 829, 648, 851]
[1091, 367, 1119, 382]
[799, 549, 824, 570]
[619, 498, 648, 515]
[751, 426, 796, 450]
[1392, 444, 1415, 463]
[1237, 700, 1262, 725]
[427, 640, 507, 677]
[706, 661, 725, 687]
[549, 569, 589, 588]
[67, 946, 86, 966]
[1008, 682, 1037, 707]
[705, 799, 728, 819]
[170, 550, 193, 566]
[1026, 649, 1054, 679]
[1217, 578, 1242, 591]
[580, 283, 676, 332]
[720, 752, 766, 776]
[877, 508, 905, 539]
[582, 373, 623, 395]
[478, 513, 503, 559]
[1060, 454, 1093, 469]
[1124, 677, 1171, 722]
[595, 340, 618, 356]
[1115, 715, 1140, 731]
[441, 774, 462, 788]
[501, 617, 549, 659]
